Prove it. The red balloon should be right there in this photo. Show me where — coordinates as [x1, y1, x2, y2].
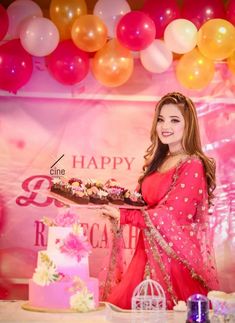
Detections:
[142, 0, 180, 39]
[46, 40, 89, 85]
[0, 40, 33, 93]
[226, 0, 235, 26]
[116, 11, 156, 51]
[0, 4, 9, 41]
[181, 0, 226, 29]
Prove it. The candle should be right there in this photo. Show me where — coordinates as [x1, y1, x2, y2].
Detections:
[186, 294, 210, 323]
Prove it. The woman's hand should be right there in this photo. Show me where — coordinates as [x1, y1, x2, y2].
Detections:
[100, 205, 120, 222]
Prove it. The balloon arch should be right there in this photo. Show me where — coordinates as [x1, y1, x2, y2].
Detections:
[0, 0, 235, 93]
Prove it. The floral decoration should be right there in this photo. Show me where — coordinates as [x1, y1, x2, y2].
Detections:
[69, 276, 95, 311]
[32, 253, 64, 286]
[60, 232, 91, 262]
[42, 209, 78, 227]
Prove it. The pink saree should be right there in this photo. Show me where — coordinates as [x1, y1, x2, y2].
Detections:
[101, 156, 219, 309]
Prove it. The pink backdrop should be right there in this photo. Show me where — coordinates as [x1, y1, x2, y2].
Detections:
[0, 60, 234, 299]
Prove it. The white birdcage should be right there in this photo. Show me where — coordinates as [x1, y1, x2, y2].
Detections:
[131, 277, 166, 312]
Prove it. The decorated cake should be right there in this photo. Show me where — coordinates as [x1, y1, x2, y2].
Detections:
[124, 190, 146, 207]
[51, 177, 89, 204]
[85, 179, 109, 204]
[28, 210, 99, 312]
[104, 178, 126, 205]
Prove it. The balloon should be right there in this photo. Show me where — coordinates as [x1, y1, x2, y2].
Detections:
[0, 4, 9, 41]
[0, 39, 33, 93]
[116, 11, 156, 51]
[71, 15, 107, 52]
[46, 40, 89, 85]
[50, 0, 87, 40]
[164, 19, 197, 54]
[181, 0, 226, 29]
[20, 17, 60, 57]
[93, 0, 131, 38]
[6, 0, 42, 39]
[140, 39, 173, 73]
[226, 0, 235, 26]
[197, 19, 235, 60]
[142, 0, 180, 39]
[91, 38, 134, 87]
[176, 48, 215, 89]
[227, 51, 235, 74]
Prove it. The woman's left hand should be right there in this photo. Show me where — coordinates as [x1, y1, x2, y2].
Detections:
[100, 205, 120, 221]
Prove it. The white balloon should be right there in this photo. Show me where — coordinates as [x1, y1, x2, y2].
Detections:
[20, 17, 59, 57]
[164, 19, 198, 54]
[6, 0, 43, 39]
[93, 0, 131, 38]
[140, 40, 173, 73]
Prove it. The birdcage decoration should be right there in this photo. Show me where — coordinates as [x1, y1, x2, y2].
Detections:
[131, 277, 166, 311]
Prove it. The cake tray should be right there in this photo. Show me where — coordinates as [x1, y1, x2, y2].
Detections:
[21, 301, 106, 313]
[48, 191, 144, 209]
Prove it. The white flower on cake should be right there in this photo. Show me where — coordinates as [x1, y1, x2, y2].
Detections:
[70, 287, 95, 312]
[33, 253, 63, 286]
[33, 263, 60, 286]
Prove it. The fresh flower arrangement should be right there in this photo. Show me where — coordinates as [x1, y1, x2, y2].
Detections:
[69, 277, 95, 312]
[42, 209, 78, 227]
[32, 253, 64, 286]
[60, 231, 91, 262]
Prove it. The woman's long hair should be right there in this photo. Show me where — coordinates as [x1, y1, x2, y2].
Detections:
[138, 92, 216, 205]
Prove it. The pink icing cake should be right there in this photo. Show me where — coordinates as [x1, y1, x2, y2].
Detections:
[28, 210, 99, 312]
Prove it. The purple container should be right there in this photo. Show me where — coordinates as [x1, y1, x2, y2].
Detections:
[186, 294, 210, 323]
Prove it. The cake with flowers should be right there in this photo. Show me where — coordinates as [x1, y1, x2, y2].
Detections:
[28, 210, 99, 312]
[85, 179, 109, 204]
[51, 177, 89, 204]
[124, 190, 146, 207]
[104, 178, 126, 205]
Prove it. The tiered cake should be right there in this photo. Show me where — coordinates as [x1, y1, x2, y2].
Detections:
[28, 211, 99, 312]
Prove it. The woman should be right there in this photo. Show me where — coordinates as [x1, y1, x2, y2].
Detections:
[100, 92, 219, 309]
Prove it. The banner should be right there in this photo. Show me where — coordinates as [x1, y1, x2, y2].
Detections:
[0, 95, 234, 299]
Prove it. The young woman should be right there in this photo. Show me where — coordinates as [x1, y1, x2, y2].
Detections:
[100, 92, 219, 309]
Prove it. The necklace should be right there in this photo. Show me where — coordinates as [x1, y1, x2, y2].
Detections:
[168, 149, 185, 157]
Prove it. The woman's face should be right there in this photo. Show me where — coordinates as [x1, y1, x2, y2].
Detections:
[156, 103, 185, 149]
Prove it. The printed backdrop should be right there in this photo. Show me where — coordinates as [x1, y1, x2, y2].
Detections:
[0, 93, 235, 299]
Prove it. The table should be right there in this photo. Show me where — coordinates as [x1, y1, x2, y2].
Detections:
[0, 300, 190, 323]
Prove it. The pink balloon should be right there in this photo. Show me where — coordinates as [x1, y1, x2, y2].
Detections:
[6, 0, 42, 39]
[142, 0, 180, 39]
[0, 4, 9, 41]
[226, 0, 235, 26]
[0, 39, 33, 93]
[46, 40, 89, 85]
[20, 17, 59, 57]
[181, 0, 226, 29]
[116, 11, 156, 51]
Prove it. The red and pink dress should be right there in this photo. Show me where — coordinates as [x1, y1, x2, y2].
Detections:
[104, 156, 219, 309]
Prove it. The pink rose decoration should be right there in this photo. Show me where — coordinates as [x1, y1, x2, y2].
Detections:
[54, 211, 77, 227]
[60, 233, 91, 261]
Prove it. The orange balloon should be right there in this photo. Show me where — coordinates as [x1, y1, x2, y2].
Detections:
[227, 51, 235, 74]
[71, 15, 107, 52]
[91, 39, 134, 87]
[50, 0, 87, 40]
[176, 47, 215, 89]
[197, 19, 235, 60]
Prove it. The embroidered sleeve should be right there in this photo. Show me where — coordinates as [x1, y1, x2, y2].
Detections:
[120, 158, 207, 229]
